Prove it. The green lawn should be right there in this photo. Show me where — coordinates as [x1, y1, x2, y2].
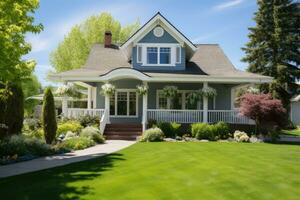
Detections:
[281, 126, 300, 136]
[1, 142, 300, 200]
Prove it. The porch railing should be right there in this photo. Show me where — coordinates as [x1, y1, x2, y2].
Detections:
[147, 109, 203, 123]
[99, 108, 109, 134]
[65, 108, 105, 119]
[147, 109, 254, 124]
[208, 110, 254, 124]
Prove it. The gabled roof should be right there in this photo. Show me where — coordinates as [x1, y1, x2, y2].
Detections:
[120, 12, 197, 60]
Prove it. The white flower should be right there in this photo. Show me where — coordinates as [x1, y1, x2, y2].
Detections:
[202, 87, 217, 98]
[101, 83, 115, 96]
[247, 87, 260, 94]
[55, 83, 78, 96]
[136, 84, 148, 96]
[234, 130, 249, 142]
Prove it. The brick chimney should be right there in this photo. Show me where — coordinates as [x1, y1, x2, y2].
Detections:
[104, 31, 112, 48]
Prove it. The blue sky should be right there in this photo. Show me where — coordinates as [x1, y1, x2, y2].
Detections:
[25, 0, 258, 86]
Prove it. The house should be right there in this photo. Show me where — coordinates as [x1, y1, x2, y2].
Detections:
[50, 12, 272, 137]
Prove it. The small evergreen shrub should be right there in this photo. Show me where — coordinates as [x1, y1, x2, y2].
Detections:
[59, 137, 95, 150]
[42, 88, 57, 144]
[214, 122, 231, 139]
[78, 115, 100, 127]
[233, 131, 249, 142]
[141, 128, 164, 142]
[191, 123, 214, 140]
[80, 126, 105, 143]
[157, 122, 182, 138]
[147, 119, 157, 128]
[170, 122, 182, 137]
[57, 120, 83, 136]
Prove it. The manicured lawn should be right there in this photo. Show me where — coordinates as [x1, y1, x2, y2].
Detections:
[281, 126, 300, 136]
[1, 142, 300, 200]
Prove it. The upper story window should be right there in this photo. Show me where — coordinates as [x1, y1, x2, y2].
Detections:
[138, 44, 181, 66]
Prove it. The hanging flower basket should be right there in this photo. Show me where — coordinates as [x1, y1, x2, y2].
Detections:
[202, 87, 217, 98]
[162, 86, 178, 99]
[186, 90, 202, 105]
[101, 83, 115, 96]
[136, 84, 148, 96]
[55, 83, 80, 98]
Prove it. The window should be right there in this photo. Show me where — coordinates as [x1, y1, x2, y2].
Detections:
[110, 90, 138, 117]
[158, 92, 168, 109]
[160, 47, 171, 64]
[176, 46, 181, 63]
[137, 46, 142, 63]
[147, 47, 158, 64]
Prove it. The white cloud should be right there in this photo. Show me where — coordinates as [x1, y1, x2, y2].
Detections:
[213, 0, 245, 11]
[27, 35, 50, 53]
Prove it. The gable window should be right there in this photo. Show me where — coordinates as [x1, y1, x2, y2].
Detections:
[147, 47, 158, 64]
[160, 47, 171, 64]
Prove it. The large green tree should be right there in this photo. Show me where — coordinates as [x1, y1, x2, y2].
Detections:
[0, 0, 43, 82]
[50, 12, 140, 72]
[242, 0, 300, 108]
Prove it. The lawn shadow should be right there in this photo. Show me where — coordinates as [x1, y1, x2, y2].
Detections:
[0, 153, 125, 200]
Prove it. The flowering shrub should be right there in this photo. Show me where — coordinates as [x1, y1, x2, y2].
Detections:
[64, 131, 77, 140]
[101, 83, 115, 96]
[202, 87, 217, 98]
[233, 131, 249, 142]
[162, 86, 178, 98]
[141, 128, 164, 142]
[239, 93, 286, 133]
[136, 84, 148, 96]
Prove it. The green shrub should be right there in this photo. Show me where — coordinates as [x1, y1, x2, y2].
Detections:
[80, 126, 105, 143]
[64, 131, 77, 140]
[57, 120, 83, 136]
[0, 135, 53, 157]
[78, 115, 100, 127]
[24, 118, 41, 131]
[147, 119, 157, 128]
[170, 122, 182, 136]
[23, 128, 44, 139]
[214, 121, 231, 139]
[59, 137, 95, 150]
[141, 128, 164, 142]
[157, 122, 173, 138]
[42, 88, 57, 144]
[191, 123, 215, 140]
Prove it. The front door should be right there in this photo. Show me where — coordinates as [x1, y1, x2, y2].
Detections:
[109, 89, 138, 118]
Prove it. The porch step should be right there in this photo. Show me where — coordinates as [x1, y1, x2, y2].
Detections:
[104, 123, 142, 141]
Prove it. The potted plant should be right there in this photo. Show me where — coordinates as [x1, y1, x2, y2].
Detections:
[101, 83, 115, 96]
[136, 84, 148, 96]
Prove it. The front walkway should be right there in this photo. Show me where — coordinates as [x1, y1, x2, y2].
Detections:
[0, 140, 135, 178]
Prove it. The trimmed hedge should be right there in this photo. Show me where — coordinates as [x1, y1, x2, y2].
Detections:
[191, 122, 230, 140]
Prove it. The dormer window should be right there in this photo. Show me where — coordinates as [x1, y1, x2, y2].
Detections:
[139, 44, 180, 66]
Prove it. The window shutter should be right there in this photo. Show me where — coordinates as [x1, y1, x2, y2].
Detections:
[137, 46, 142, 63]
[176, 46, 181, 63]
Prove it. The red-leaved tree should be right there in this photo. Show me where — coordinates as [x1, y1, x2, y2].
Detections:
[239, 93, 286, 134]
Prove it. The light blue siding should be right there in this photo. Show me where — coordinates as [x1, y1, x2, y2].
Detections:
[138, 26, 178, 43]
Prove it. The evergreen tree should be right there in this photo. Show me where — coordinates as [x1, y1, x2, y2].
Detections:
[42, 88, 57, 144]
[242, 0, 300, 108]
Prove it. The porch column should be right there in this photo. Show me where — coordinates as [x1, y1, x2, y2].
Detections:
[92, 87, 97, 109]
[142, 82, 148, 132]
[87, 86, 92, 109]
[62, 82, 68, 118]
[203, 82, 208, 123]
[105, 95, 110, 124]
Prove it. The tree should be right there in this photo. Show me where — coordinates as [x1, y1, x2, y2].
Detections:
[0, 0, 43, 83]
[239, 93, 286, 134]
[242, 0, 300, 109]
[22, 74, 42, 116]
[50, 12, 140, 72]
[42, 88, 57, 144]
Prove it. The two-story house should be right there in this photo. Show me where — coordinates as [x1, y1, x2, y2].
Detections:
[51, 12, 272, 139]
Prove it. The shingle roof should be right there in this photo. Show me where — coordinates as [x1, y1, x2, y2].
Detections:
[53, 43, 271, 80]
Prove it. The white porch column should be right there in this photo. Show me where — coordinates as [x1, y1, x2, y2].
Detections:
[203, 82, 208, 123]
[92, 87, 97, 109]
[87, 86, 92, 109]
[105, 95, 110, 124]
[142, 82, 148, 132]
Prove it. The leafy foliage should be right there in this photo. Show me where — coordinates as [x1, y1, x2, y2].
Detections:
[141, 128, 164, 142]
[0, 0, 43, 82]
[239, 93, 286, 133]
[57, 120, 83, 136]
[50, 12, 140, 72]
[58, 137, 95, 150]
[78, 115, 100, 127]
[242, 0, 300, 108]
[191, 122, 231, 140]
[42, 88, 57, 144]
[80, 126, 105, 143]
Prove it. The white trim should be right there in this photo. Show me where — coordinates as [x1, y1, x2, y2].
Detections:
[110, 89, 138, 118]
[137, 45, 142, 63]
[175, 46, 181, 64]
[100, 68, 150, 81]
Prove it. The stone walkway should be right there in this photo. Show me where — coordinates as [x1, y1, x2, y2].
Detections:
[0, 140, 135, 178]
